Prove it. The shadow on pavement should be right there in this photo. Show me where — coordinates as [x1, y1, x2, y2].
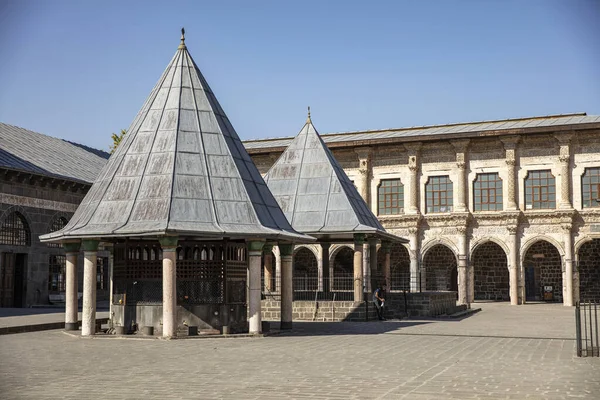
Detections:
[267, 320, 433, 337]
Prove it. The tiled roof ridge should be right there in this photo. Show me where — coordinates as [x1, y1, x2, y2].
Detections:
[244, 112, 590, 143]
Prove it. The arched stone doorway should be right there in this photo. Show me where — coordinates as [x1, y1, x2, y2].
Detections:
[472, 242, 509, 301]
[578, 239, 600, 302]
[293, 247, 318, 291]
[423, 244, 457, 292]
[523, 240, 562, 302]
[377, 243, 410, 291]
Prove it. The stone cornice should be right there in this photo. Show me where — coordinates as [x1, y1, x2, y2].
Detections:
[521, 209, 576, 225]
[423, 212, 471, 228]
[378, 214, 422, 229]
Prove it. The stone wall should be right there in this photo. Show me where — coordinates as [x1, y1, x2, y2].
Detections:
[262, 300, 378, 322]
[424, 244, 457, 291]
[473, 242, 509, 301]
[0, 176, 111, 306]
[579, 239, 600, 302]
[523, 241, 563, 302]
[261, 291, 459, 321]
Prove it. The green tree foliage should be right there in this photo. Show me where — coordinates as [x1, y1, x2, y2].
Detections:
[110, 129, 127, 154]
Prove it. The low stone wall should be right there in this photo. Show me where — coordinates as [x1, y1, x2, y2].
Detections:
[261, 291, 459, 321]
[404, 291, 461, 317]
[262, 300, 378, 322]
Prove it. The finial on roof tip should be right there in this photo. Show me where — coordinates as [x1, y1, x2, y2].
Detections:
[307, 106, 311, 123]
[178, 27, 186, 49]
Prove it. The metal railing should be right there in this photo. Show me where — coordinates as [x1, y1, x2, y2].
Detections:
[576, 301, 599, 357]
[262, 276, 355, 301]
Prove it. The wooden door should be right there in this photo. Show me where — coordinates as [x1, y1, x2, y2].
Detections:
[1, 253, 16, 307]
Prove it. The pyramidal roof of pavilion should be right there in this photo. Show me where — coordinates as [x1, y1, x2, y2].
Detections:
[264, 113, 407, 243]
[41, 31, 312, 243]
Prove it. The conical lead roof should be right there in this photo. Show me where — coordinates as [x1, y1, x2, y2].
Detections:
[42, 33, 309, 242]
[264, 115, 398, 241]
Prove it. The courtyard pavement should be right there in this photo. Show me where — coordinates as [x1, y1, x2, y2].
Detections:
[0, 302, 598, 399]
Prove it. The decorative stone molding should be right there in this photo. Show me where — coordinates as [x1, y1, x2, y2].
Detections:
[378, 214, 422, 230]
[0, 193, 79, 213]
[423, 212, 470, 228]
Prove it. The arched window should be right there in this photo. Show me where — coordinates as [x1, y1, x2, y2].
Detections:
[0, 211, 31, 246]
[47, 217, 69, 247]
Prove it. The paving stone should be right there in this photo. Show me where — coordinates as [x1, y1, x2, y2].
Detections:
[0, 302, 598, 399]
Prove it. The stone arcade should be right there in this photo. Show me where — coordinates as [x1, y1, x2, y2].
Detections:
[246, 113, 600, 307]
[40, 31, 312, 337]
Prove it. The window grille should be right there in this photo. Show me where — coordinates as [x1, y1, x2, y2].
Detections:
[48, 255, 66, 292]
[378, 179, 404, 215]
[582, 167, 600, 208]
[425, 176, 453, 213]
[47, 217, 68, 247]
[0, 211, 31, 246]
[525, 170, 556, 210]
[473, 173, 503, 211]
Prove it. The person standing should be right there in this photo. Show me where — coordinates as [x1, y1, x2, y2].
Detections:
[373, 284, 386, 320]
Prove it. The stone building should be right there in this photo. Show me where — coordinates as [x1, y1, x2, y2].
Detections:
[246, 113, 600, 306]
[0, 122, 109, 307]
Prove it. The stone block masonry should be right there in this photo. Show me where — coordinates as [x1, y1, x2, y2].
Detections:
[261, 291, 458, 321]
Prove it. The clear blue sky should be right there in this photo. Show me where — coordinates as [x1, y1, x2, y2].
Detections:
[0, 0, 598, 151]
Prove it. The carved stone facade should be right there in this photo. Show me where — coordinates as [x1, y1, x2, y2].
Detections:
[250, 117, 600, 306]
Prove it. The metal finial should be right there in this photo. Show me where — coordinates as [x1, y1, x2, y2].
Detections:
[179, 27, 186, 49]
[307, 106, 311, 123]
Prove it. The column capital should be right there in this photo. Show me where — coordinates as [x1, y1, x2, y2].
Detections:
[247, 240, 265, 253]
[558, 154, 570, 163]
[320, 242, 331, 250]
[354, 147, 372, 161]
[561, 224, 572, 234]
[81, 239, 99, 252]
[456, 226, 468, 235]
[507, 226, 518, 235]
[381, 241, 392, 253]
[263, 243, 273, 254]
[278, 243, 294, 257]
[505, 158, 516, 166]
[353, 233, 366, 245]
[554, 132, 573, 145]
[408, 227, 419, 235]
[451, 139, 470, 153]
[500, 135, 521, 149]
[63, 241, 81, 253]
[158, 235, 178, 249]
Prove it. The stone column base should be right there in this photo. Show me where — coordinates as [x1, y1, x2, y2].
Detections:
[280, 321, 293, 330]
[65, 322, 78, 331]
